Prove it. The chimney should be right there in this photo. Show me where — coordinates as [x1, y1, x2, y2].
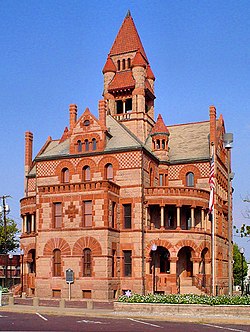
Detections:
[25, 131, 33, 175]
[209, 105, 216, 146]
[69, 104, 77, 130]
[98, 99, 107, 127]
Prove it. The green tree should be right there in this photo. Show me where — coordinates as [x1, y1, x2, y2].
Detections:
[233, 243, 248, 286]
[234, 197, 250, 237]
[0, 216, 20, 254]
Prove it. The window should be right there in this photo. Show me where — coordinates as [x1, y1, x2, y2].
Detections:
[83, 248, 92, 277]
[83, 120, 90, 127]
[127, 58, 131, 68]
[159, 174, 164, 186]
[125, 98, 132, 113]
[111, 201, 116, 228]
[186, 172, 194, 187]
[92, 138, 97, 151]
[77, 140, 82, 152]
[122, 59, 126, 70]
[162, 140, 165, 149]
[85, 139, 89, 152]
[53, 202, 62, 228]
[62, 168, 69, 183]
[117, 60, 120, 71]
[83, 166, 91, 181]
[53, 249, 61, 277]
[150, 168, 154, 186]
[83, 201, 92, 227]
[26, 214, 32, 233]
[106, 163, 113, 180]
[116, 100, 123, 114]
[123, 250, 132, 277]
[156, 140, 160, 149]
[123, 203, 131, 229]
[112, 250, 116, 277]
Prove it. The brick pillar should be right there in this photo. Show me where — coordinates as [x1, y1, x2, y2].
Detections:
[25, 131, 33, 176]
[160, 206, 164, 229]
[69, 104, 77, 131]
[209, 105, 216, 146]
[98, 99, 107, 127]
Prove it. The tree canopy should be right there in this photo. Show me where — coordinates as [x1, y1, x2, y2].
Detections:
[233, 243, 248, 286]
[0, 215, 20, 254]
[234, 197, 250, 237]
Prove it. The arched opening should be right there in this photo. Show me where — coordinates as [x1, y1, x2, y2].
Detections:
[127, 58, 131, 68]
[177, 246, 193, 279]
[186, 172, 194, 187]
[117, 60, 120, 71]
[122, 59, 126, 70]
[85, 139, 89, 152]
[77, 140, 82, 152]
[61, 168, 69, 183]
[83, 166, 91, 181]
[27, 249, 36, 274]
[92, 138, 97, 150]
[105, 163, 113, 180]
[83, 248, 92, 277]
[53, 249, 61, 277]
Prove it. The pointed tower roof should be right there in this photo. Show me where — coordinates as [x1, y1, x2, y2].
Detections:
[102, 56, 116, 73]
[132, 51, 147, 68]
[151, 114, 169, 135]
[109, 11, 148, 61]
[146, 65, 155, 80]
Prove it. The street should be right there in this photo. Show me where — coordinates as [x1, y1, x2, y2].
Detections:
[0, 311, 249, 331]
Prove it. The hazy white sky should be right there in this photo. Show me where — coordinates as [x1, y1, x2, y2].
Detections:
[0, 0, 249, 259]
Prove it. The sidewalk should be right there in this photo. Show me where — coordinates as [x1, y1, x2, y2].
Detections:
[1, 297, 250, 326]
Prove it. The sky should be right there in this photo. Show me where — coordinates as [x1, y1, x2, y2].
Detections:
[0, 0, 249, 259]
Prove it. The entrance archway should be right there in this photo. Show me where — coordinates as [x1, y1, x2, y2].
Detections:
[177, 246, 193, 279]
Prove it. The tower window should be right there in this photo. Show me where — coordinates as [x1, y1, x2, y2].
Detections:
[117, 60, 120, 71]
[116, 100, 123, 114]
[92, 138, 97, 150]
[162, 140, 165, 149]
[127, 58, 131, 68]
[125, 98, 132, 113]
[85, 139, 89, 151]
[123, 203, 132, 229]
[156, 140, 160, 149]
[77, 140, 82, 152]
[186, 172, 194, 187]
[122, 59, 126, 70]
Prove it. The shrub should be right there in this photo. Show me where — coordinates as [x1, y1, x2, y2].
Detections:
[118, 293, 250, 305]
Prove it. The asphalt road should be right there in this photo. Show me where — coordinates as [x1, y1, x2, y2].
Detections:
[0, 311, 250, 332]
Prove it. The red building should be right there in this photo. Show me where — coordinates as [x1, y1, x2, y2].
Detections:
[20, 12, 233, 300]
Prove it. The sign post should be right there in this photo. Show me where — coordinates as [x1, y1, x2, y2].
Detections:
[66, 268, 74, 301]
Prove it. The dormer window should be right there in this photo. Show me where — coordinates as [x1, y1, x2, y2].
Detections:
[77, 140, 82, 152]
[186, 172, 194, 187]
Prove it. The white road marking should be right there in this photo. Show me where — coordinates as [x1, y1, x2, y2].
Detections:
[127, 318, 163, 328]
[202, 323, 246, 332]
[36, 312, 48, 321]
[77, 319, 107, 324]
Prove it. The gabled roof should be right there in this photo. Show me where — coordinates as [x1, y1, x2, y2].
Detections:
[109, 11, 148, 61]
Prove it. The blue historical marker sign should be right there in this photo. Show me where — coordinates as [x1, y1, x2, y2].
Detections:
[66, 268, 74, 284]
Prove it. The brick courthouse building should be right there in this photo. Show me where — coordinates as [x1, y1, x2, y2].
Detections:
[20, 12, 233, 300]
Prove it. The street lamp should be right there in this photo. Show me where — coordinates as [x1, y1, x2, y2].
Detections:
[20, 249, 24, 296]
[223, 133, 233, 296]
[8, 254, 13, 289]
[151, 244, 157, 294]
[239, 247, 245, 296]
[0, 196, 11, 288]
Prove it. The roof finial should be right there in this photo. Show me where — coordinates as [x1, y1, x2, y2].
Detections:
[126, 10, 131, 18]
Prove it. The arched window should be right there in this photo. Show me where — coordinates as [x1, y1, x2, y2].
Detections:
[186, 172, 194, 187]
[83, 166, 91, 181]
[117, 60, 120, 71]
[127, 58, 131, 68]
[77, 140, 82, 152]
[162, 140, 165, 149]
[92, 138, 97, 151]
[150, 168, 154, 186]
[122, 59, 126, 70]
[85, 139, 89, 152]
[83, 248, 92, 277]
[62, 168, 69, 183]
[156, 140, 160, 149]
[105, 163, 113, 180]
[53, 249, 61, 277]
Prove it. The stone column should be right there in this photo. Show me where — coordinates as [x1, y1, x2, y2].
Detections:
[201, 209, 205, 229]
[23, 215, 27, 234]
[160, 206, 164, 229]
[31, 214, 35, 233]
[170, 257, 178, 274]
[191, 207, 195, 229]
[176, 206, 181, 229]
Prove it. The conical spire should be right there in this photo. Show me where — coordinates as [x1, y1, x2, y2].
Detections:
[151, 114, 169, 135]
[109, 12, 148, 62]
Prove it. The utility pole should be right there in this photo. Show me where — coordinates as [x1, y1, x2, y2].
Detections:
[0, 195, 11, 288]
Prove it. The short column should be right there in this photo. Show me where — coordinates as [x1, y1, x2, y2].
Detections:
[160, 206, 164, 229]
[191, 207, 195, 229]
[176, 207, 181, 229]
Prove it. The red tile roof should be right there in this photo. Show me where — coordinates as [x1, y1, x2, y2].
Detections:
[146, 65, 155, 80]
[109, 12, 148, 61]
[132, 51, 147, 68]
[151, 114, 169, 134]
[108, 71, 135, 91]
[102, 57, 116, 73]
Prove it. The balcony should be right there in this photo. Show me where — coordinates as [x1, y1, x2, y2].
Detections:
[38, 180, 120, 195]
